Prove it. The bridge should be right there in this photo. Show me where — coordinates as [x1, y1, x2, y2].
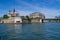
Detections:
[42, 18, 60, 22]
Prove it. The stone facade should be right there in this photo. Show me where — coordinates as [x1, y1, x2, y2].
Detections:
[13, 17, 22, 23]
[0, 19, 14, 23]
[29, 12, 45, 19]
[0, 9, 22, 24]
[29, 12, 45, 23]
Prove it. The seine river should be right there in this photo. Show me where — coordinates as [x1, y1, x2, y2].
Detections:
[0, 22, 60, 40]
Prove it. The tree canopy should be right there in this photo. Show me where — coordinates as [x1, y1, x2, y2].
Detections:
[3, 15, 9, 19]
[25, 16, 31, 22]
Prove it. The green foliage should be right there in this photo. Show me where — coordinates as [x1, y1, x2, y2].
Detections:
[26, 16, 29, 19]
[26, 16, 31, 22]
[3, 15, 9, 19]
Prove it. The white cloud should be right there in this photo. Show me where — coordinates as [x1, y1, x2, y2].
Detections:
[16, 9, 32, 16]
[15, 0, 42, 10]
[40, 8, 60, 18]
[17, 8, 60, 18]
[15, 0, 60, 18]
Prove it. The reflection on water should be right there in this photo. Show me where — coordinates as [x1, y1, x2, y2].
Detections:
[14, 24, 22, 33]
[6, 24, 22, 40]
[0, 23, 60, 40]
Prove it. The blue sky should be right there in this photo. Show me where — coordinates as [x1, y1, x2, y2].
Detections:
[0, 0, 60, 18]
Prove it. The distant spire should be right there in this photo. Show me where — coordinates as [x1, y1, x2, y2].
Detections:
[13, 8, 15, 12]
[8, 10, 11, 14]
[9, 10, 11, 12]
[13, 8, 16, 14]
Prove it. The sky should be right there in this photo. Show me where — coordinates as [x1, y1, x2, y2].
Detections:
[0, 0, 60, 18]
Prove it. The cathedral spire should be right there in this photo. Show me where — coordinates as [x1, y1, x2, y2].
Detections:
[9, 10, 11, 12]
[13, 8, 15, 12]
[13, 8, 16, 14]
[8, 10, 11, 14]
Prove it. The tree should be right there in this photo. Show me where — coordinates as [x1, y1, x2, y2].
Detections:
[25, 16, 31, 22]
[3, 15, 9, 19]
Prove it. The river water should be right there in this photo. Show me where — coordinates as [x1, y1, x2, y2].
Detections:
[0, 22, 60, 40]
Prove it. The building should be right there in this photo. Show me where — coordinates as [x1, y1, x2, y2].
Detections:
[55, 15, 60, 19]
[1, 9, 22, 23]
[13, 17, 22, 23]
[0, 19, 13, 23]
[29, 12, 45, 23]
[8, 9, 19, 17]
[29, 12, 45, 19]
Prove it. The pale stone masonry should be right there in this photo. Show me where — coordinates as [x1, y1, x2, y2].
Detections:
[29, 12, 45, 19]
[0, 19, 14, 23]
[0, 9, 22, 23]
[29, 12, 45, 23]
[0, 10, 45, 23]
